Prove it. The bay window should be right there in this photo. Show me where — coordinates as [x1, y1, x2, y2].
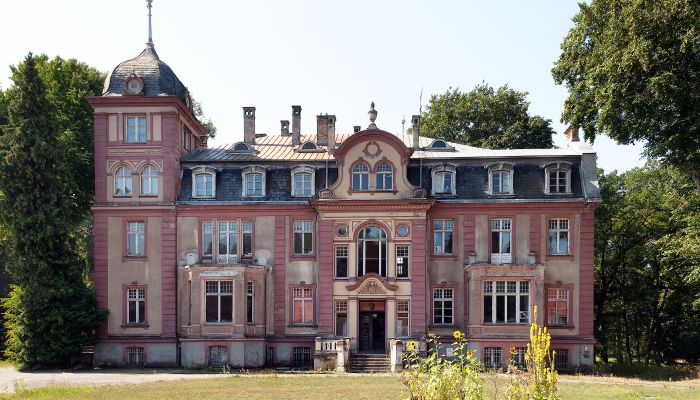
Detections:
[205, 281, 233, 323]
[483, 280, 530, 324]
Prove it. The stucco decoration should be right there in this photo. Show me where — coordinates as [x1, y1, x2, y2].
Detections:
[358, 279, 386, 295]
[362, 141, 383, 159]
[345, 273, 398, 293]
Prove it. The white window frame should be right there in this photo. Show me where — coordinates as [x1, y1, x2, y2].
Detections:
[291, 165, 315, 197]
[484, 347, 503, 369]
[431, 165, 456, 196]
[205, 280, 233, 323]
[140, 165, 159, 196]
[335, 300, 348, 337]
[432, 288, 454, 325]
[351, 163, 369, 191]
[127, 287, 145, 324]
[335, 245, 349, 278]
[202, 219, 253, 263]
[114, 166, 133, 197]
[126, 221, 145, 257]
[191, 166, 216, 198]
[543, 163, 572, 195]
[292, 287, 314, 324]
[357, 226, 388, 277]
[547, 287, 570, 326]
[490, 218, 512, 264]
[485, 163, 514, 195]
[433, 219, 454, 255]
[293, 220, 314, 256]
[125, 116, 147, 143]
[548, 218, 570, 255]
[217, 221, 239, 264]
[483, 280, 530, 325]
[396, 244, 410, 278]
[243, 166, 266, 197]
[202, 221, 214, 258]
[375, 162, 394, 191]
[396, 300, 410, 337]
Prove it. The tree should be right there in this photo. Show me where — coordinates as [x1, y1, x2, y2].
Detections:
[552, 0, 700, 197]
[192, 98, 217, 138]
[0, 54, 105, 368]
[419, 84, 555, 149]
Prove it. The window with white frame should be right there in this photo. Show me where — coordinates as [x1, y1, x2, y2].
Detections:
[244, 172, 264, 196]
[201, 220, 253, 263]
[490, 170, 512, 194]
[375, 163, 393, 191]
[547, 288, 569, 326]
[512, 347, 527, 369]
[432, 167, 455, 195]
[397, 300, 410, 337]
[242, 221, 253, 257]
[433, 288, 454, 325]
[208, 345, 227, 368]
[140, 165, 159, 196]
[352, 163, 369, 191]
[182, 127, 191, 151]
[292, 168, 314, 196]
[126, 221, 145, 257]
[483, 281, 530, 324]
[335, 300, 348, 337]
[293, 220, 313, 255]
[126, 116, 147, 143]
[548, 219, 570, 255]
[484, 347, 503, 369]
[205, 281, 233, 323]
[490, 219, 512, 263]
[545, 166, 571, 194]
[246, 281, 255, 324]
[202, 221, 213, 258]
[292, 287, 314, 324]
[218, 221, 239, 263]
[396, 245, 410, 278]
[127, 347, 145, 367]
[335, 245, 348, 278]
[357, 226, 387, 276]
[192, 167, 216, 198]
[127, 287, 145, 324]
[433, 219, 454, 255]
[114, 166, 133, 196]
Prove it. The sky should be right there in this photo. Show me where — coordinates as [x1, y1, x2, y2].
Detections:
[0, 0, 646, 173]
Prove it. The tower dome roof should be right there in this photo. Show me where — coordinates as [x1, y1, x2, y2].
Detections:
[102, 44, 190, 104]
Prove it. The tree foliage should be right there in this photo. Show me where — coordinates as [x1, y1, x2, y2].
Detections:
[192, 98, 217, 138]
[419, 84, 555, 149]
[0, 54, 106, 368]
[552, 0, 700, 195]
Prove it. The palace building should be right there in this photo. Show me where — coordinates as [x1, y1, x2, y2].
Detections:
[88, 21, 599, 371]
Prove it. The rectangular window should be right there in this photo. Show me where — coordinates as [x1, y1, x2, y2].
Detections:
[202, 221, 213, 258]
[491, 171, 511, 193]
[242, 221, 253, 257]
[126, 347, 145, 368]
[208, 345, 228, 368]
[294, 172, 313, 196]
[195, 173, 214, 197]
[182, 128, 191, 151]
[205, 281, 233, 323]
[483, 280, 530, 324]
[548, 170, 568, 193]
[548, 219, 570, 255]
[484, 347, 502, 369]
[218, 221, 239, 263]
[245, 173, 263, 196]
[293, 220, 313, 255]
[246, 281, 255, 324]
[396, 245, 410, 278]
[433, 288, 454, 325]
[554, 349, 568, 370]
[490, 219, 512, 263]
[435, 171, 453, 194]
[127, 287, 145, 324]
[292, 347, 312, 368]
[335, 300, 348, 337]
[126, 221, 145, 257]
[292, 287, 314, 324]
[433, 219, 454, 255]
[126, 116, 147, 143]
[512, 347, 527, 369]
[397, 300, 410, 337]
[547, 288, 569, 326]
[335, 245, 348, 278]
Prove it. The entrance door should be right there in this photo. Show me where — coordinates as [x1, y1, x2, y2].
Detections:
[358, 311, 386, 353]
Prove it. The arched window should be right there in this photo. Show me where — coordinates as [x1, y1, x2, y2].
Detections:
[140, 165, 159, 196]
[375, 163, 393, 191]
[352, 163, 369, 191]
[301, 142, 318, 151]
[357, 226, 387, 277]
[114, 166, 133, 196]
[242, 166, 266, 197]
[292, 165, 315, 196]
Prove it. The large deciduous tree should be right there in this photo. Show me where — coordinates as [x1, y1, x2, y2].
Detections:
[552, 0, 700, 196]
[419, 84, 555, 149]
[0, 54, 106, 368]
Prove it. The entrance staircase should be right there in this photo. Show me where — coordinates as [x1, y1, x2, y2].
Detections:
[348, 353, 392, 373]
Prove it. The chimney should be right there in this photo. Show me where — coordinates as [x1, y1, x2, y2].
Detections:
[411, 115, 421, 149]
[280, 120, 290, 136]
[328, 115, 336, 150]
[292, 105, 301, 146]
[316, 114, 330, 145]
[243, 106, 256, 144]
[353, 125, 361, 133]
[565, 125, 580, 143]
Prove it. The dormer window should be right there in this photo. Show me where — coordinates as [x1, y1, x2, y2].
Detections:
[232, 142, 255, 153]
[124, 73, 144, 96]
[544, 163, 572, 194]
[243, 166, 266, 197]
[375, 163, 393, 191]
[431, 165, 456, 196]
[292, 165, 315, 197]
[487, 163, 514, 195]
[351, 163, 369, 191]
[426, 139, 455, 151]
[125, 116, 147, 143]
[191, 166, 216, 198]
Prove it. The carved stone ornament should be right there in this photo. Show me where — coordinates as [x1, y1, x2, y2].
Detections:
[358, 279, 387, 295]
[362, 141, 382, 159]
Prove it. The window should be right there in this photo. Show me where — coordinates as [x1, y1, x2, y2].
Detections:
[433, 219, 454, 255]
[426, 139, 455, 151]
[242, 221, 253, 257]
[126, 116, 146, 143]
[293, 220, 313, 255]
[336, 300, 348, 337]
[548, 219, 570, 255]
[548, 169, 570, 194]
[512, 347, 527, 369]
[357, 226, 387, 276]
[127, 287, 145, 324]
[246, 281, 255, 324]
[491, 170, 512, 194]
[193, 173, 214, 197]
[205, 281, 233, 323]
[127, 347, 144, 368]
[244, 172, 264, 196]
[293, 172, 313, 196]
[208, 345, 228, 368]
[218, 221, 239, 263]
[202, 219, 253, 263]
[292, 287, 314, 324]
[484, 347, 502, 369]
[553, 349, 568, 370]
[397, 300, 410, 337]
[232, 142, 255, 153]
[300, 141, 319, 151]
[433, 288, 454, 325]
[547, 288, 569, 326]
[126, 221, 145, 257]
[351, 163, 369, 191]
[375, 163, 393, 191]
[483, 281, 530, 324]
[182, 127, 191, 151]
[433, 171, 454, 195]
[292, 347, 312, 368]
[335, 245, 348, 278]
[202, 221, 213, 258]
[396, 245, 409, 278]
[140, 165, 158, 196]
[114, 166, 133, 196]
[491, 219, 512, 263]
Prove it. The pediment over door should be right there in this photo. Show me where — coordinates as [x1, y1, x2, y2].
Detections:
[345, 273, 398, 295]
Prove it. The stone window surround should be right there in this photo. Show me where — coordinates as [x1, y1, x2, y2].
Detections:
[431, 164, 456, 196]
[121, 283, 148, 328]
[543, 162, 573, 195]
[290, 165, 315, 197]
[242, 165, 266, 197]
[191, 166, 217, 198]
[485, 162, 515, 196]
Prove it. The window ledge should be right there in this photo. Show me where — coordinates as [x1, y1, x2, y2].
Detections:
[334, 277, 349, 281]
[288, 323, 318, 328]
[545, 254, 575, 261]
[113, 195, 133, 198]
[547, 324, 575, 330]
[428, 324, 459, 329]
[544, 192, 573, 196]
[139, 194, 159, 198]
[121, 323, 149, 328]
[431, 254, 458, 260]
[488, 193, 516, 197]
[432, 193, 457, 198]
[123, 256, 147, 262]
[483, 323, 530, 327]
[203, 322, 233, 325]
[191, 195, 216, 199]
[290, 254, 315, 260]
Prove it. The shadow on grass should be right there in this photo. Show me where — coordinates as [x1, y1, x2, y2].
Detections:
[594, 362, 699, 381]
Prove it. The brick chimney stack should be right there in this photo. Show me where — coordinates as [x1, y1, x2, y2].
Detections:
[411, 115, 421, 149]
[316, 114, 330, 145]
[281, 120, 290, 136]
[328, 115, 336, 150]
[565, 125, 580, 143]
[292, 105, 301, 146]
[353, 125, 361, 134]
[243, 107, 256, 144]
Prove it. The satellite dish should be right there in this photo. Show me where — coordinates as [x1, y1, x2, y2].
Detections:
[185, 252, 197, 266]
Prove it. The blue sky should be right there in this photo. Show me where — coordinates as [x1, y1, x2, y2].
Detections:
[0, 0, 646, 173]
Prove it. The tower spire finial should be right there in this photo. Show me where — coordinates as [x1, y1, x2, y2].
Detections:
[147, 0, 153, 45]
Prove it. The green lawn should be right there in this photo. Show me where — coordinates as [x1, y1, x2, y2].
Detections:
[2, 374, 700, 400]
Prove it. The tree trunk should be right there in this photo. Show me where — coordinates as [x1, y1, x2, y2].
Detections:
[694, 169, 700, 199]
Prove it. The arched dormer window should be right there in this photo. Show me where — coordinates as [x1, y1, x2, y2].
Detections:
[426, 139, 455, 151]
[243, 166, 266, 197]
[486, 163, 514, 195]
[543, 162, 572, 194]
[375, 162, 393, 191]
[191, 166, 216, 198]
[351, 163, 370, 191]
[140, 165, 159, 196]
[357, 226, 388, 277]
[231, 142, 255, 153]
[292, 165, 315, 197]
[114, 166, 133, 197]
[431, 164, 456, 196]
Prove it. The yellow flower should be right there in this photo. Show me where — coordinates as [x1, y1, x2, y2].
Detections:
[509, 347, 517, 355]
[407, 341, 417, 351]
[453, 330, 463, 339]
[466, 349, 474, 358]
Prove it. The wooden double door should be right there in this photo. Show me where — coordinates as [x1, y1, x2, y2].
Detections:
[358, 301, 386, 353]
